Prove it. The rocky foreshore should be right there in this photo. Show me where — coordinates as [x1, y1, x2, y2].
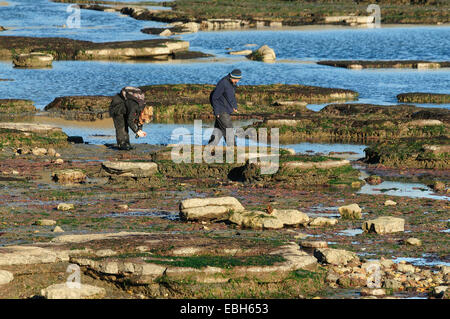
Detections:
[43, 83, 358, 121]
[397, 93, 450, 104]
[318, 60, 450, 70]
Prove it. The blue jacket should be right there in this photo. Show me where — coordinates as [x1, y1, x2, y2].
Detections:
[210, 75, 238, 116]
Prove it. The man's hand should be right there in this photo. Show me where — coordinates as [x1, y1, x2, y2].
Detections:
[137, 130, 147, 138]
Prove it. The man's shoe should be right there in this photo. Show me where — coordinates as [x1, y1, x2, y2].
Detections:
[118, 143, 132, 151]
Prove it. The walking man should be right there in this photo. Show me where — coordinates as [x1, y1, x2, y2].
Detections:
[207, 69, 242, 146]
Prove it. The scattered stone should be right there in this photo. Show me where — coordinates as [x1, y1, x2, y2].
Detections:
[32, 147, 47, 156]
[47, 147, 57, 157]
[397, 263, 416, 273]
[405, 237, 422, 246]
[314, 248, 359, 266]
[55, 158, 64, 164]
[308, 217, 338, 227]
[179, 196, 245, 221]
[53, 226, 64, 233]
[247, 45, 276, 62]
[13, 52, 53, 68]
[360, 288, 386, 297]
[102, 161, 158, 177]
[0, 270, 14, 285]
[365, 175, 383, 185]
[384, 200, 397, 206]
[338, 203, 362, 219]
[52, 169, 86, 184]
[15, 147, 31, 155]
[118, 204, 129, 210]
[363, 216, 405, 234]
[57, 203, 74, 211]
[34, 219, 57, 226]
[41, 283, 106, 299]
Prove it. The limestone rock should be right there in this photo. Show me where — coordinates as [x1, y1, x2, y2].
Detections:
[384, 200, 397, 206]
[13, 52, 53, 68]
[179, 196, 245, 221]
[360, 288, 386, 296]
[41, 283, 106, 299]
[53, 226, 64, 233]
[247, 45, 276, 62]
[229, 209, 309, 229]
[308, 217, 338, 227]
[0, 246, 69, 265]
[397, 263, 415, 273]
[102, 161, 158, 177]
[314, 248, 359, 266]
[52, 169, 86, 184]
[32, 147, 47, 156]
[338, 203, 362, 219]
[229, 49, 253, 56]
[283, 159, 350, 170]
[34, 219, 57, 226]
[405, 237, 422, 246]
[363, 216, 405, 234]
[180, 22, 199, 33]
[0, 122, 63, 134]
[300, 241, 328, 249]
[57, 203, 74, 211]
[431, 286, 448, 298]
[0, 270, 14, 285]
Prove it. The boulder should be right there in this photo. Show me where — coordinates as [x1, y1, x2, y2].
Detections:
[41, 283, 106, 299]
[13, 52, 53, 68]
[360, 288, 386, 296]
[52, 169, 86, 184]
[247, 45, 276, 62]
[228, 209, 309, 229]
[314, 248, 359, 266]
[0, 270, 13, 285]
[405, 237, 422, 246]
[363, 216, 405, 234]
[179, 196, 245, 221]
[101, 161, 158, 177]
[338, 203, 362, 219]
[308, 217, 338, 227]
[32, 147, 47, 156]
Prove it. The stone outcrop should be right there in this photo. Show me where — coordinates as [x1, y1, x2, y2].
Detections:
[338, 203, 362, 220]
[324, 15, 375, 26]
[283, 159, 350, 170]
[0, 122, 63, 134]
[102, 161, 158, 177]
[363, 216, 405, 234]
[247, 45, 276, 62]
[0, 99, 36, 115]
[0, 270, 14, 285]
[0, 246, 69, 266]
[397, 93, 450, 104]
[41, 283, 106, 299]
[13, 52, 53, 68]
[318, 60, 450, 69]
[179, 197, 245, 221]
[228, 209, 310, 229]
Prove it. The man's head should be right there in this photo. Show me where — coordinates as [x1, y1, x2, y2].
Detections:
[229, 69, 242, 85]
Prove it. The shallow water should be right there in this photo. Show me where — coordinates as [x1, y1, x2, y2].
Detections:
[0, 1, 449, 109]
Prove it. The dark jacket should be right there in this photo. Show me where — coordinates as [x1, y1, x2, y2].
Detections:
[210, 75, 238, 116]
[109, 94, 143, 134]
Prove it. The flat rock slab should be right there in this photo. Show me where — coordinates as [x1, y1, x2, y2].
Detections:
[102, 161, 158, 177]
[0, 122, 62, 134]
[13, 52, 53, 68]
[283, 159, 350, 170]
[0, 99, 36, 114]
[179, 196, 245, 221]
[0, 270, 14, 285]
[314, 248, 359, 266]
[41, 283, 106, 299]
[229, 209, 310, 229]
[363, 216, 405, 234]
[308, 217, 338, 227]
[0, 246, 69, 266]
[34, 219, 57, 226]
[51, 231, 148, 244]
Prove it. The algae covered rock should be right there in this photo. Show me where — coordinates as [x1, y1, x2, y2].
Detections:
[338, 203, 362, 219]
[13, 52, 53, 68]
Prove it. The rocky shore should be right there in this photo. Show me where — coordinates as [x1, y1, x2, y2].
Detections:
[397, 93, 450, 104]
[318, 60, 450, 70]
[42, 84, 358, 121]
